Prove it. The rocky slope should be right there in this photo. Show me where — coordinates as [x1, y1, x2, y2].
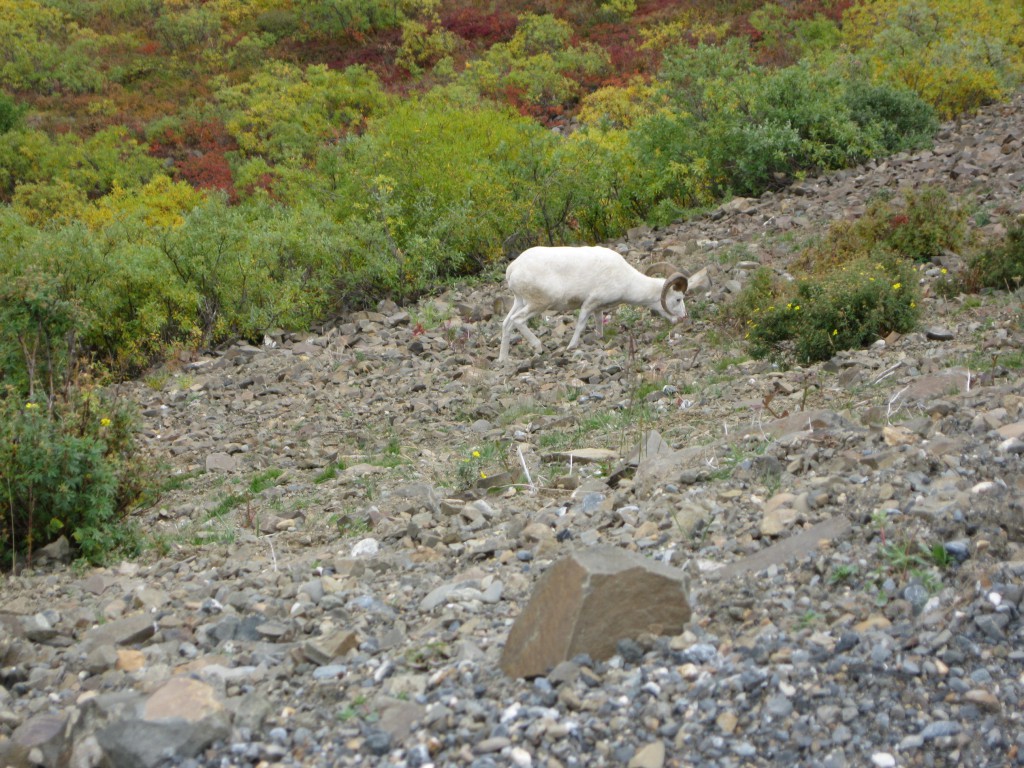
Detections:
[1, 95, 1024, 768]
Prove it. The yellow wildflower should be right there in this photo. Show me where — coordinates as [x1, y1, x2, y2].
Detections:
[892, 282, 901, 290]
[101, 418, 112, 427]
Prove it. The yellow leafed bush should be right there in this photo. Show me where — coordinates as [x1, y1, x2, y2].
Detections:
[842, 0, 1024, 117]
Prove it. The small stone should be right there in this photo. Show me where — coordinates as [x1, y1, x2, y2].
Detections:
[924, 326, 955, 341]
[920, 720, 961, 739]
[10, 714, 67, 768]
[998, 436, 1024, 455]
[205, 452, 240, 472]
[115, 649, 146, 672]
[764, 695, 793, 718]
[628, 741, 665, 768]
[80, 614, 156, 652]
[760, 492, 799, 536]
[475, 736, 511, 753]
[96, 678, 230, 768]
[509, 746, 533, 768]
[964, 689, 1001, 711]
[303, 630, 359, 665]
[34, 535, 71, 564]
[351, 538, 380, 557]
[363, 728, 392, 756]
[716, 711, 738, 734]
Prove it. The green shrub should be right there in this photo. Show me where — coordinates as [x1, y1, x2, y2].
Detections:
[741, 256, 920, 364]
[460, 13, 610, 115]
[0, 93, 23, 134]
[634, 39, 938, 202]
[967, 220, 1024, 291]
[844, 80, 939, 154]
[156, 194, 340, 345]
[153, 6, 221, 52]
[0, 276, 146, 569]
[0, 393, 145, 569]
[797, 186, 967, 272]
[885, 186, 968, 262]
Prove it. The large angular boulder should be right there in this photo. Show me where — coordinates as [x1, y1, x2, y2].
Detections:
[95, 678, 231, 768]
[500, 547, 691, 678]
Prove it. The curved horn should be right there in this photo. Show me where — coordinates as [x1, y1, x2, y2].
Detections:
[660, 273, 689, 315]
[644, 261, 679, 278]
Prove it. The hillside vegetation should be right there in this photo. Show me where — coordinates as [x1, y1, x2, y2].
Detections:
[2, 0, 1024, 567]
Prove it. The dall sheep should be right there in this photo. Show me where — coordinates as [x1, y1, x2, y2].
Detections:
[497, 246, 689, 363]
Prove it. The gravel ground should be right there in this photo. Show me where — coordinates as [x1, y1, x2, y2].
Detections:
[1, 95, 1024, 768]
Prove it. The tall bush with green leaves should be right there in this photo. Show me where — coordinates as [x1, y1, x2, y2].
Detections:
[0, 274, 144, 569]
[156, 194, 342, 343]
[630, 39, 937, 206]
[325, 94, 545, 287]
[0, 126, 162, 203]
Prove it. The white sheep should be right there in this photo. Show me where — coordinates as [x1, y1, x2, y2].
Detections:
[497, 246, 689, 362]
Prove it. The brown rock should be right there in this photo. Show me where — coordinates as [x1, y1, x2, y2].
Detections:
[143, 677, 223, 722]
[996, 421, 1024, 439]
[882, 425, 918, 446]
[97, 678, 230, 768]
[628, 740, 666, 768]
[760, 492, 799, 537]
[303, 629, 359, 665]
[116, 649, 146, 672]
[500, 547, 691, 678]
[205, 452, 240, 472]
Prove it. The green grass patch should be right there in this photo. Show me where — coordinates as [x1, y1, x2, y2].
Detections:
[248, 468, 284, 494]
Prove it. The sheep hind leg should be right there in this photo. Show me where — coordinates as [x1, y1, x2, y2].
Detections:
[514, 313, 544, 353]
[499, 299, 542, 361]
[567, 302, 599, 350]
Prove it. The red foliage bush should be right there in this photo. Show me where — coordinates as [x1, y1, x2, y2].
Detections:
[149, 118, 237, 160]
[440, 6, 517, 46]
[176, 150, 238, 202]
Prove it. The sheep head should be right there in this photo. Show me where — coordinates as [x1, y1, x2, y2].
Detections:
[660, 273, 689, 320]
